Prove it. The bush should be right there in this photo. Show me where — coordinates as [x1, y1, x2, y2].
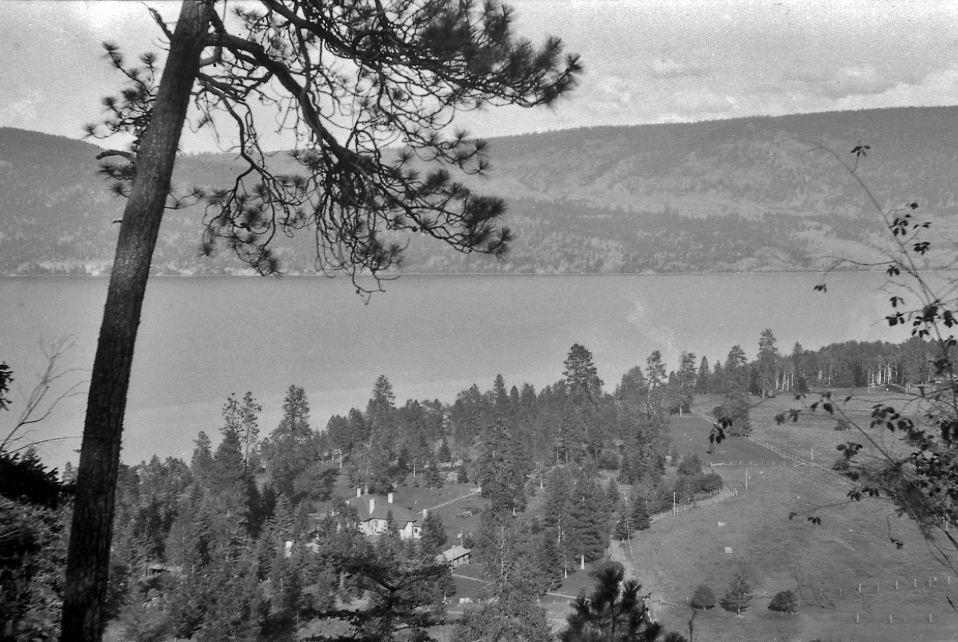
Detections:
[768, 590, 798, 614]
[677, 454, 703, 477]
[696, 472, 724, 494]
[690, 584, 716, 610]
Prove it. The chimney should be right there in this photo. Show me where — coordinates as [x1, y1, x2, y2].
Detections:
[369, 498, 376, 514]
[388, 492, 394, 504]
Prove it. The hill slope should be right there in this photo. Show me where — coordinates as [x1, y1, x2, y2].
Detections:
[2, 106, 957, 275]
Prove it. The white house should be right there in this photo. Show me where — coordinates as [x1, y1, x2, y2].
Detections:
[352, 492, 422, 540]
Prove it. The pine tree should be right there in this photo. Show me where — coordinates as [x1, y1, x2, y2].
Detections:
[567, 473, 607, 564]
[221, 391, 262, 473]
[420, 511, 448, 556]
[190, 431, 214, 482]
[630, 490, 652, 532]
[563, 344, 604, 401]
[537, 527, 564, 590]
[438, 438, 452, 464]
[720, 572, 754, 616]
[560, 564, 666, 642]
[425, 457, 444, 489]
[265, 385, 316, 500]
[715, 345, 752, 436]
[757, 329, 779, 398]
[695, 356, 711, 394]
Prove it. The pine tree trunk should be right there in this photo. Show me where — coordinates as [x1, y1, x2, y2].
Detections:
[60, 3, 212, 641]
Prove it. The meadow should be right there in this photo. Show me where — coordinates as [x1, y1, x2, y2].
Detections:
[617, 396, 958, 642]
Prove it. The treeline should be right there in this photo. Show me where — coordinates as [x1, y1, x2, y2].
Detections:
[694, 331, 944, 399]
[325, 345, 682, 498]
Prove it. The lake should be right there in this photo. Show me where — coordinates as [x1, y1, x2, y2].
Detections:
[0, 272, 913, 468]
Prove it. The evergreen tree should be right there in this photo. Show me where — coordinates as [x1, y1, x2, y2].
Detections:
[629, 493, 652, 532]
[474, 418, 525, 513]
[675, 351, 697, 414]
[605, 477, 621, 514]
[715, 345, 752, 436]
[264, 385, 316, 500]
[190, 431, 214, 482]
[420, 510, 448, 556]
[564, 344, 604, 400]
[221, 391, 262, 473]
[438, 438, 452, 464]
[560, 563, 672, 642]
[543, 467, 573, 574]
[567, 471, 608, 564]
[645, 351, 668, 423]
[757, 329, 779, 398]
[792, 342, 809, 394]
[425, 457, 444, 489]
[695, 356, 711, 394]
[210, 424, 251, 521]
[537, 527, 564, 590]
[720, 572, 754, 616]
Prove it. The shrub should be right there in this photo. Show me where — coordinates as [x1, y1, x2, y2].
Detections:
[696, 472, 724, 493]
[768, 590, 798, 614]
[690, 584, 716, 610]
[677, 454, 703, 477]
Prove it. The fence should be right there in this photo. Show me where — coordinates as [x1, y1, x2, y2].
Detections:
[743, 436, 846, 479]
[663, 574, 958, 627]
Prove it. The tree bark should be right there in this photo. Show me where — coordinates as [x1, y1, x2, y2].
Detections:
[60, 3, 212, 641]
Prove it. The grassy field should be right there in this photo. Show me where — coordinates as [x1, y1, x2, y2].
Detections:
[748, 389, 919, 471]
[622, 402, 958, 642]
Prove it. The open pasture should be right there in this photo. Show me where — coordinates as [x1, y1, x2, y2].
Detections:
[623, 459, 958, 642]
[750, 390, 919, 470]
[669, 410, 786, 468]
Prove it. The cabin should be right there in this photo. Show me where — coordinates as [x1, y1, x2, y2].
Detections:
[437, 544, 471, 567]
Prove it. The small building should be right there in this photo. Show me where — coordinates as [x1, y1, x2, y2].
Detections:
[437, 544, 471, 567]
[353, 493, 422, 540]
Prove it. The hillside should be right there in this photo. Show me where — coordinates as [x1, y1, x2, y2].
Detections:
[3, 106, 958, 275]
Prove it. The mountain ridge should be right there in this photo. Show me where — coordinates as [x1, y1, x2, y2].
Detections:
[2, 105, 957, 275]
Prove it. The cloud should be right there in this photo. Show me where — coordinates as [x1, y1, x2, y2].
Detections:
[650, 58, 706, 79]
[0, 89, 45, 127]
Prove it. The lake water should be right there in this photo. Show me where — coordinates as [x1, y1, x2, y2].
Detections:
[0, 272, 913, 468]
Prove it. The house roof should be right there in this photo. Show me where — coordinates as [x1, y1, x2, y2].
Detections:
[439, 545, 471, 562]
[350, 497, 420, 525]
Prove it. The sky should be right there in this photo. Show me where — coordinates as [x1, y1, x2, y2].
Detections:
[2, 0, 958, 152]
